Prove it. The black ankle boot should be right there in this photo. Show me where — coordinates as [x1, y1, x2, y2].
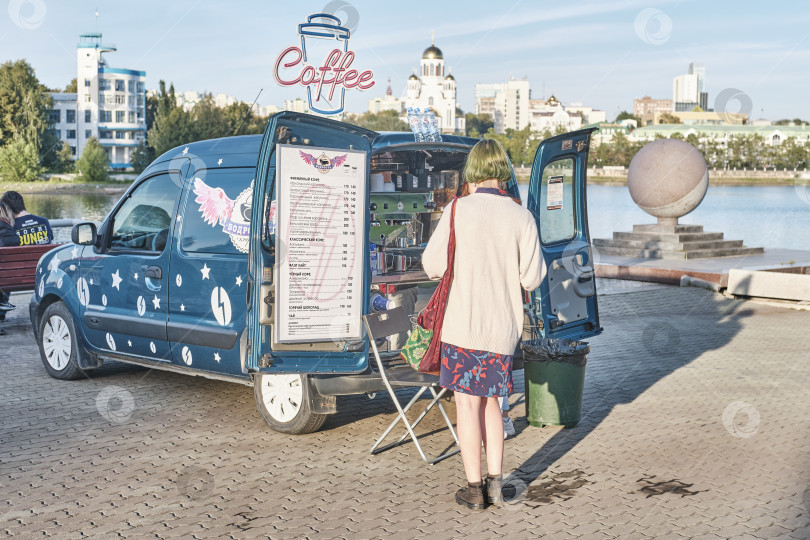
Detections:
[486, 474, 503, 507]
[455, 481, 485, 510]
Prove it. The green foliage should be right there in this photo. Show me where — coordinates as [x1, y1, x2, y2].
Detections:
[146, 81, 268, 158]
[774, 118, 809, 126]
[54, 141, 74, 173]
[0, 59, 52, 156]
[74, 137, 109, 182]
[465, 113, 493, 138]
[0, 136, 42, 182]
[64, 78, 77, 93]
[344, 110, 408, 132]
[658, 113, 681, 124]
[482, 126, 539, 167]
[615, 111, 641, 124]
[130, 139, 154, 174]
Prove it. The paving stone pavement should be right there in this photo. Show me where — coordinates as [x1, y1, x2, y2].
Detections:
[1, 286, 809, 539]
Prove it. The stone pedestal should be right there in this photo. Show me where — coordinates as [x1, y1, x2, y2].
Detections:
[594, 223, 764, 260]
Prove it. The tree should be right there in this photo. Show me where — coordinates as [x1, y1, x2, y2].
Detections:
[54, 141, 74, 173]
[615, 110, 641, 124]
[0, 136, 42, 181]
[64, 78, 77, 93]
[658, 113, 681, 124]
[0, 59, 52, 155]
[344, 110, 409, 132]
[465, 113, 493, 138]
[130, 139, 155, 174]
[74, 137, 109, 181]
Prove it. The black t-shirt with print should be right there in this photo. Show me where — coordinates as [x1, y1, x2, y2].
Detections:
[14, 214, 53, 246]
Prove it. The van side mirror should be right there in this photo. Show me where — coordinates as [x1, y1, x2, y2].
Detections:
[71, 222, 97, 245]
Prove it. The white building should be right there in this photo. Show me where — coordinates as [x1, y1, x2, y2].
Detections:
[48, 33, 146, 170]
[403, 43, 464, 133]
[528, 96, 583, 133]
[566, 103, 607, 125]
[368, 80, 405, 114]
[474, 77, 530, 133]
[673, 73, 699, 112]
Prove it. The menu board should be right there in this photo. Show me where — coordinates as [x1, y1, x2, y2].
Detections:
[275, 144, 367, 343]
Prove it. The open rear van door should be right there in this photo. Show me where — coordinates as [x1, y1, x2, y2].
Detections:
[247, 112, 377, 374]
[526, 128, 601, 340]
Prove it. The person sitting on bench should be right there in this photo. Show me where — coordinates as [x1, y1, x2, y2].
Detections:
[0, 200, 21, 335]
[1, 191, 53, 246]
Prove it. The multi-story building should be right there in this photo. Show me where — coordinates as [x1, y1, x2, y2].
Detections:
[633, 96, 673, 118]
[566, 103, 607, 125]
[673, 73, 700, 112]
[474, 78, 530, 133]
[49, 33, 146, 170]
[689, 61, 708, 111]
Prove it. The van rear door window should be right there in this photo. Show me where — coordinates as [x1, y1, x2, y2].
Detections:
[179, 169, 255, 255]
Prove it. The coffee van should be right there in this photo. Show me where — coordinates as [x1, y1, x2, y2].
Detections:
[30, 112, 600, 434]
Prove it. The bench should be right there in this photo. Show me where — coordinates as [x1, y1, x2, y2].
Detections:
[0, 244, 61, 293]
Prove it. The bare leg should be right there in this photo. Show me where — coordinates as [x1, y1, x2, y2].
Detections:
[454, 391, 485, 483]
[483, 397, 504, 476]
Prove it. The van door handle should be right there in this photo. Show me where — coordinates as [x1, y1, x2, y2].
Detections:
[145, 266, 162, 279]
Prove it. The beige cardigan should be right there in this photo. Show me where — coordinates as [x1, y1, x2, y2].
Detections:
[421, 193, 543, 355]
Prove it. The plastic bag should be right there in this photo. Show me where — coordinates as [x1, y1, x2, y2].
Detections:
[521, 338, 590, 366]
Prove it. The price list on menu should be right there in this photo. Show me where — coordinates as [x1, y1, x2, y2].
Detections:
[275, 144, 367, 343]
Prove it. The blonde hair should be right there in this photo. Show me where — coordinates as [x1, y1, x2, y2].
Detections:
[0, 202, 13, 225]
[463, 139, 512, 184]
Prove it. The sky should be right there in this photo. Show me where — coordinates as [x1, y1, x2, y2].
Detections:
[2, 0, 809, 121]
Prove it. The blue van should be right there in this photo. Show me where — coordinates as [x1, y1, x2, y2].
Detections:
[30, 112, 600, 434]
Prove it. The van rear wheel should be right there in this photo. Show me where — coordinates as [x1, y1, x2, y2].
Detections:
[254, 373, 327, 434]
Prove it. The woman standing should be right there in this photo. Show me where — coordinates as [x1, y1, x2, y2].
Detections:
[422, 139, 543, 509]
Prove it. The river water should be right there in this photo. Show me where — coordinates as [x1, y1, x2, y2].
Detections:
[22, 184, 810, 250]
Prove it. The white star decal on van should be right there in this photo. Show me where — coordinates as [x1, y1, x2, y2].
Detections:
[182, 146, 189, 155]
[180, 304, 185, 311]
[201, 264, 211, 280]
[111, 269, 122, 290]
[48, 253, 60, 275]
[152, 295, 161, 310]
[217, 158, 222, 165]
[214, 353, 221, 362]
[70, 245, 79, 259]
[235, 276, 242, 286]
[134, 272, 138, 280]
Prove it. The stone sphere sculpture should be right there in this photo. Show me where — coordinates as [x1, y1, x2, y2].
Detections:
[627, 138, 708, 223]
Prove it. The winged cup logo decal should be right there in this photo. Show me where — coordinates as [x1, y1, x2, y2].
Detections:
[193, 178, 254, 253]
[299, 150, 348, 173]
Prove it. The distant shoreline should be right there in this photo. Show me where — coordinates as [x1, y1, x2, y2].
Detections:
[1, 175, 801, 195]
[515, 175, 799, 186]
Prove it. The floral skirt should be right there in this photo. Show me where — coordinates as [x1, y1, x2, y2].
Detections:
[439, 343, 513, 397]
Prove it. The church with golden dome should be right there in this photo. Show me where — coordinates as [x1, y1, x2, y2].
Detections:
[368, 40, 465, 134]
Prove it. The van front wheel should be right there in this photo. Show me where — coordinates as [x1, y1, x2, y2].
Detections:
[254, 373, 327, 434]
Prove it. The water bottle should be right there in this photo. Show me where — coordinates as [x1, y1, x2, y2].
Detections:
[426, 110, 442, 142]
[370, 243, 378, 277]
[407, 107, 425, 142]
[418, 108, 432, 142]
[370, 291, 392, 312]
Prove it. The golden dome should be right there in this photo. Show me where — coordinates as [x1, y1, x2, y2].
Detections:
[422, 45, 443, 60]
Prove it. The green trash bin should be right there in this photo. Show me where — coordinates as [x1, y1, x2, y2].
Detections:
[521, 338, 589, 428]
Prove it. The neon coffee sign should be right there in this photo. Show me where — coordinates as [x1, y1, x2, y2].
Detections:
[273, 13, 375, 115]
